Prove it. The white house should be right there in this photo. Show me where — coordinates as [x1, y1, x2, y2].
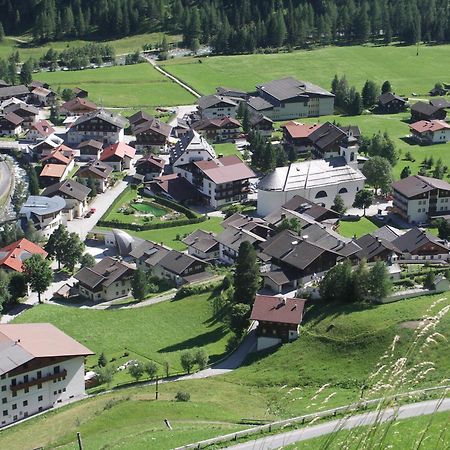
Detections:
[409, 120, 450, 144]
[170, 129, 216, 169]
[0, 323, 93, 427]
[197, 95, 238, 120]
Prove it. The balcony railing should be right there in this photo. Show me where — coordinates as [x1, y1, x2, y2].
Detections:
[10, 369, 67, 392]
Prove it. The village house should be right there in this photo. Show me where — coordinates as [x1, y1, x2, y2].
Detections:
[75, 160, 113, 193]
[197, 95, 238, 120]
[129, 240, 170, 272]
[6, 103, 39, 129]
[77, 140, 103, 162]
[19, 196, 66, 238]
[30, 86, 57, 107]
[40, 143, 77, 160]
[0, 323, 93, 427]
[25, 120, 55, 142]
[99, 142, 135, 171]
[128, 110, 154, 131]
[30, 136, 64, 159]
[246, 77, 334, 121]
[74, 256, 135, 302]
[59, 97, 97, 117]
[0, 85, 29, 102]
[135, 155, 165, 181]
[40, 147, 75, 169]
[429, 98, 450, 109]
[250, 295, 306, 351]
[392, 175, 450, 224]
[376, 92, 407, 113]
[182, 230, 220, 261]
[354, 234, 401, 263]
[72, 87, 88, 99]
[0, 112, 23, 136]
[133, 117, 172, 153]
[282, 121, 321, 154]
[41, 180, 91, 220]
[411, 102, 447, 122]
[0, 238, 48, 273]
[67, 109, 126, 146]
[248, 113, 274, 138]
[39, 164, 70, 186]
[192, 116, 242, 143]
[409, 120, 450, 145]
[145, 173, 199, 204]
[215, 86, 249, 100]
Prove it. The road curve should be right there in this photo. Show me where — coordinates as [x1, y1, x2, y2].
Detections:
[226, 398, 450, 449]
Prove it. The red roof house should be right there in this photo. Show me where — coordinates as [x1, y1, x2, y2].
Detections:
[100, 142, 136, 171]
[409, 120, 450, 144]
[0, 238, 48, 273]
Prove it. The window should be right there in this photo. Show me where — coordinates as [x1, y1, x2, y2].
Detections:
[37, 371, 42, 379]
[315, 190, 327, 199]
[38, 396, 43, 402]
[54, 366, 60, 374]
[24, 388, 29, 394]
[12, 391, 16, 398]
[338, 187, 348, 194]
[12, 404, 17, 410]
[1, 386, 5, 392]
[2, 410, 7, 417]
[23, 375, 28, 383]
[1, 398, 6, 404]
[23, 401, 28, 407]
[53, 391, 57, 395]
[38, 384, 42, 390]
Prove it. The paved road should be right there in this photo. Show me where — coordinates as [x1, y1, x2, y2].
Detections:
[226, 398, 450, 450]
[0, 160, 12, 204]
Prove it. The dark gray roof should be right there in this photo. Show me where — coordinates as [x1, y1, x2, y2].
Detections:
[372, 225, 403, 242]
[392, 175, 450, 199]
[0, 85, 29, 98]
[280, 195, 340, 221]
[158, 250, 205, 275]
[20, 195, 66, 217]
[309, 121, 346, 152]
[216, 227, 265, 252]
[392, 228, 448, 254]
[256, 77, 333, 101]
[128, 110, 154, 125]
[429, 98, 450, 109]
[355, 234, 400, 261]
[41, 179, 91, 202]
[249, 113, 273, 127]
[378, 92, 407, 105]
[78, 139, 103, 150]
[198, 94, 237, 110]
[411, 102, 441, 115]
[182, 230, 218, 253]
[75, 160, 113, 179]
[247, 96, 274, 111]
[71, 109, 127, 129]
[134, 117, 171, 138]
[9, 103, 39, 116]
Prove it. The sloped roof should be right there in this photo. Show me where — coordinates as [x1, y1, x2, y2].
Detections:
[42, 179, 91, 202]
[409, 120, 450, 133]
[40, 163, 67, 178]
[157, 250, 205, 275]
[355, 234, 400, 261]
[133, 116, 172, 138]
[198, 94, 237, 109]
[193, 155, 255, 184]
[392, 228, 448, 254]
[100, 142, 136, 161]
[75, 160, 114, 179]
[0, 238, 47, 273]
[411, 101, 441, 115]
[41, 148, 74, 165]
[182, 230, 218, 253]
[283, 121, 321, 139]
[392, 175, 450, 198]
[78, 139, 103, 150]
[0, 85, 29, 98]
[257, 77, 333, 101]
[135, 155, 165, 169]
[148, 173, 198, 203]
[378, 92, 406, 105]
[61, 97, 97, 112]
[250, 295, 306, 325]
[71, 109, 126, 129]
[28, 119, 55, 137]
[170, 129, 216, 163]
[2, 112, 23, 126]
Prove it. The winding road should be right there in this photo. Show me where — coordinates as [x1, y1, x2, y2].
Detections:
[226, 398, 450, 450]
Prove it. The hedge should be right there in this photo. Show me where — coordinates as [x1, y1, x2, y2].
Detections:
[97, 216, 207, 231]
[173, 281, 222, 300]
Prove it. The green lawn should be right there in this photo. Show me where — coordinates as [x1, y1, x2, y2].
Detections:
[214, 142, 242, 158]
[338, 217, 379, 238]
[161, 44, 450, 97]
[286, 411, 450, 450]
[3, 292, 449, 449]
[35, 63, 195, 108]
[12, 293, 231, 376]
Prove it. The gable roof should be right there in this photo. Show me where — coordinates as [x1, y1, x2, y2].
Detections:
[249, 113, 273, 127]
[147, 173, 199, 203]
[157, 250, 205, 275]
[133, 116, 172, 138]
[198, 94, 237, 109]
[41, 179, 91, 202]
[0, 85, 29, 99]
[128, 110, 154, 125]
[75, 160, 113, 179]
[194, 155, 255, 184]
[257, 77, 333, 101]
[378, 92, 407, 105]
[193, 116, 241, 131]
[70, 109, 126, 129]
[308, 121, 347, 151]
[40, 163, 67, 178]
[182, 230, 218, 253]
[28, 119, 55, 137]
[78, 139, 103, 150]
[100, 142, 136, 161]
[9, 103, 39, 116]
[135, 155, 165, 170]
[392, 228, 448, 254]
[1, 112, 23, 126]
[283, 121, 321, 139]
[61, 97, 97, 113]
[409, 120, 450, 134]
[355, 234, 400, 261]
[41, 148, 74, 165]
[392, 175, 450, 198]
[250, 295, 306, 325]
[430, 98, 450, 109]
[411, 101, 442, 116]
[0, 238, 47, 273]
[247, 96, 274, 111]
[280, 195, 340, 221]
[170, 129, 216, 164]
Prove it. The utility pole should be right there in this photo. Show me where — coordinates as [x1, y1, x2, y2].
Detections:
[77, 432, 84, 450]
[155, 376, 159, 400]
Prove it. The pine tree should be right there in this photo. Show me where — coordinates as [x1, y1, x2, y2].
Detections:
[361, 80, 379, 108]
[381, 80, 392, 94]
[19, 59, 32, 85]
[233, 241, 260, 305]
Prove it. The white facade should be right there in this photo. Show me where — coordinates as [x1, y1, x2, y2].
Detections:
[0, 356, 86, 427]
[67, 128, 124, 146]
[0, 124, 22, 136]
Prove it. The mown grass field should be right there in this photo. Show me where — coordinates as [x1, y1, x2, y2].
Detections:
[0, 33, 181, 60]
[214, 142, 243, 158]
[4, 292, 449, 450]
[338, 217, 379, 238]
[161, 44, 450, 97]
[12, 293, 231, 376]
[35, 63, 195, 108]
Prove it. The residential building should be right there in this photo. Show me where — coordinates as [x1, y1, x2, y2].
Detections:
[192, 116, 242, 143]
[0, 239, 48, 273]
[409, 120, 450, 144]
[59, 97, 97, 117]
[39, 164, 71, 186]
[25, 120, 55, 142]
[376, 92, 407, 113]
[309, 122, 350, 159]
[248, 113, 274, 138]
[30, 136, 65, 158]
[170, 129, 216, 169]
[135, 155, 165, 181]
[133, 117, 172, 153]
[411, 102, 447, 122]
[41, 180, 91, 220]
[129, 240, 170, 272]
[6, 104, 39, 129]
[144, 173, 199, 204]
[72, 87, 88, 99]
[128, 110, 154, 130]
[67, 109, 126, 146]
[19, 196, 66, 237]
[429, 98, 450, 109]
[74, 160, 113, 193]
[0, 112, 23, 136]
[0, 85, 29, 102]
[182, 230, 220, 261]
[197, 95, 238, 120]
[392, 175, 450, 224]
[0, 323, 93, 427]
[77, 140, 103, 162]
[31, 87, 57, 107]
[215, 86, 249, 100]
[354, 234, 401, 263]
[40, 147, 75, 169]
[392, 228, 449, 260]
[99, 142, 135, 171]
[250, 295, 306, 350]
[282, 121, 321, 154]
[74, 257, 135, 302]
[247, 77, 334, 121]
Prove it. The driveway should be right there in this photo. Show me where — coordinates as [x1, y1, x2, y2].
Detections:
[226, 398, 450, 450]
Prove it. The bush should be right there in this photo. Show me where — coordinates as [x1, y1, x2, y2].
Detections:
[174, 282, 220, 300]
[97, 216, 206, 231]
[175, 391, 190, 402]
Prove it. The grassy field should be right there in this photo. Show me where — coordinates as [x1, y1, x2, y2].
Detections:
[287, 411, 450, 449]
[213, 142, 242, 158]
[0, 33, 181, 60]
[3, 292, 449, 449]
[161, 44, 450, 97]
[338, 217, 379, 238]
[13, 293, 231, 377]
[34, 63, 195, 108]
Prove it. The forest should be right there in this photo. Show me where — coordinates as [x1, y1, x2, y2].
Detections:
[1, 0, 450, 54]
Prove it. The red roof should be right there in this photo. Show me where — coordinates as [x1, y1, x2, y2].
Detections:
[194, 155, 255, 184]
[100, 142, 136, 161]
[29, 119, 55, 137]
[40, 163, 67, 178]
[40, 148, 73, 165]
[0, 238, 47, 273]
[61, 97, 97, 113]
[283, 121, 321, 139]
[409, 120, 450, 134]
[250, 295, 306, 325]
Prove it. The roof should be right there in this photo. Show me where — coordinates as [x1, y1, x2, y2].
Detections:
[216, 226, 265, 252]
[40, 163, 67, 178]
[378, 92, 406, 105]
[129, 239, 169, 262]
[148, 174, 199, 203]
[198, 94, 237, 110]
[1, 112, 23, 126]
[372, 225, 403, 242]
[0, 85, 29, 98]
[74, 256, 134, 289]
[430, 98, 450, 109]
[392, 228, 448, 254]
[136, 155, 165, 170]
[0, 323, 94, 375]
[20, 195, 66, 216]
[41, 148, 74, 165]
[263, 270, 291, 285]
[70, 109, 126, 129]
[258, 157, 365, 192]
[133, 116, 172, 138]
[193, 116, 241, 131]
[78, 139, 103, 150]
[61, 97, 97, 112]
[128, 110, 154, 125]
[249, 113, 273, 127]
[257, 77, 333, 101]
[100, 142, 136, 161]
[411, 101, 442, 116]
[32, 86, 54, 97]
[158, 250, 205, 275]
[409, 120, 450, 134]
[170, 129, 216, 164]
[73, 87, 88, 95]
[250, 295, 306, 325]
[182, 230, 218, 253]
[247, 96, 274, 111]
[28, 119, 55, 137]
[0, 238, 47, 273]
[9, 103, 39, 116]
[309, 122, 346, 151]
[75, 160, 113, 179]
[355, 234, 400, 261]
[283, 121, 321, 139]
[41, 179, 91, 202]
[392, 175, 450, 198]
[194, 155, 255, 184]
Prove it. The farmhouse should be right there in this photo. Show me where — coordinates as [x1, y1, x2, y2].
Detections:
[392, 228, 449, 260]
[74, 256, 135, 302]
[247, 77, 334, 121]
[392, 175, 450, 224]
[133, 117, 172, 153]
[0, 238, 48, 273]
[411, 102, 447, 122]
[377, 92, 407, 113]
[135, 155, 165, 181]
[31, 86, 57, 107]
[0, 323, 93, 427]
[59, 97, 97, 117]
[6, 103, 39, 129]
[74, 160, 113, 193]
[170, 129, 216, 169]
[354, 234, 401, 263]
[409, 120, 450, 144]
[128, 110, 154, 130]
[282, 121, 321, 154]
[39, 164, 71, 186]
[0, 112, 23, 136]
[192, 116, 242, 143]
[197, 95, 238, 120]
[250, 295, 306, 351]
[72, 87, 88, 99]
[77, 139, 103, 161]
[99, 142, 136, 171]
[66, 109, 126, 146]
[129, 240, 170, 272]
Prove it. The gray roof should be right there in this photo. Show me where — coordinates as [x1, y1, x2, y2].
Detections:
[170, 129, 216, 163]
[20, 195, 66, 217]
[392, 175, 450, 199]
[182, 230, 218, 253]
[71, 109, 127, 130]
[372, 225, 403, 242]
[0, 85, 29, 98]
[41, 179, 91, 202]
[249, 113, 273, 126]
[257, 77, 334, 101]
[216, 227, 265, 253]
[134, 117, 171, 138]
[378, 92, 407, 105]
[157, 250, 205, 275]
[78, 139, 103, 150]
[392, 228, 448, 254]
[309, 122, 347, 152]
[198, 94, 237, 110]
[247, 96, 274, 111]
[355, 234, 400, 261]
[430, 98, 450, 109]
[411, 101, 441, 115]
[75, 160, 113, 179]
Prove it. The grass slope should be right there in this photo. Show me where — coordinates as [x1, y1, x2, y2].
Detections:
[35, 63, 195, 108]
[338, 217, 379, 238]
[161, 45, 450, 97]
[3, 293, 449, 449]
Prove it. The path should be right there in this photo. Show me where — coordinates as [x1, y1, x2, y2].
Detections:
[144, 56, 202, 98]
[226, 398, 450, 450]
[89, 289, 177, 310]
[0, 160, 13, 206]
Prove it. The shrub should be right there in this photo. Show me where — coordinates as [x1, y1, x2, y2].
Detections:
[97, 216, 207, 231]
[194, 348, 209, 370]
[174, 282, 220, 300]
[175, 391, 190, 402]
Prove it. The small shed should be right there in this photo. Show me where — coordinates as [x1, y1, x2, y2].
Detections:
[433, 275, 450, 292]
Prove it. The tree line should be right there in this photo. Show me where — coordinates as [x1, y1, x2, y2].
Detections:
[1, 0, 449, 52]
